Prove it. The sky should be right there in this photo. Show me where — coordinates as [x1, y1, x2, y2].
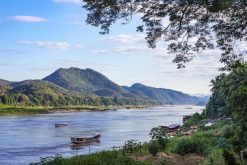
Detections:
[0, 0, 246, 95]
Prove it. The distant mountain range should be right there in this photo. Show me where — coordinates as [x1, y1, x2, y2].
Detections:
[0, 67, 209, 106]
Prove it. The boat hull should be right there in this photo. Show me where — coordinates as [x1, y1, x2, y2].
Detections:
[55, 123, 68, 127]
[71, 134, 101, 144]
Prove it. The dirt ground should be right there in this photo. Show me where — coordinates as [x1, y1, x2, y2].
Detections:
[131, 152, 204, 165]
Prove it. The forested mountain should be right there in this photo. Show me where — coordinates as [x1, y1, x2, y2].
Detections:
[0, 67, 209, 106]
[0, 79, 11, 86]
[43, 67, 138, 98]
[123, 83, 209, 105]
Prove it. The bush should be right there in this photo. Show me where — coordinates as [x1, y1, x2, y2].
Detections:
[222, 149, 239, 165]
[174, 137, 204, 155]
[123, 139, 140, 154]
[148, 142, 159, 156]
[184, 113, 203, 127]
[203, 148, 224, 165]
[222, 125, 235, 139]
[149, 127, 168, 148]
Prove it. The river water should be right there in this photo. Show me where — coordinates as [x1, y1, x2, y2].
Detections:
[0, 105, 203, 165]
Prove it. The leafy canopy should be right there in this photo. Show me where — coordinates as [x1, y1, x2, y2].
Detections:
[83, 0, 247, 70]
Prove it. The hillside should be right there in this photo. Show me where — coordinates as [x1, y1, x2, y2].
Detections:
[0, 67, 208, 106]
[43, 67, 138, 98]
[123, 83, 209, 105]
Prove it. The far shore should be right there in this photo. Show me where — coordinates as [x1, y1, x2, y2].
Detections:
[0, 105, 151, 116]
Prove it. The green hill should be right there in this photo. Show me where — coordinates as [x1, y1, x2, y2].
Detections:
[123, 83, 209, 105]
[0, 67, 208, 107]
[43, 67, 137, 98]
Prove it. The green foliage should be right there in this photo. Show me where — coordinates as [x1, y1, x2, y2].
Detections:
[168, 132, 218, 156]
[222, 149, 239, 165]
[217, 138, 233, 150]
[0, 67, 207, 108]
[123, 140, 141, 154]
[31, 151, 150, 165]
[43, 67, 123, 95]
[83, 1, 246, 69]
[148, 142, 159, 156]
[0, 80, 154, 108]
[183, 112, 203, 127]
[173, 137, 205, 156]
[204, 74, 228, 119]
[0, 68, 162, 108]
[221, 125, 235, 139]
[203, 148, 224, 165]
[149, 127, 168, 148]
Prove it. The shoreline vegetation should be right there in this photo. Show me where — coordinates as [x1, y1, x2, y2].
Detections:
[32, 115, 234, 165]
[0, 104, 149, 116]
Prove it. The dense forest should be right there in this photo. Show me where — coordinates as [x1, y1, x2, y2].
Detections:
[0, 80, 154, 107]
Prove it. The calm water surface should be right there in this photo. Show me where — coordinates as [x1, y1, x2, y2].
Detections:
[0, 105, 203, 165]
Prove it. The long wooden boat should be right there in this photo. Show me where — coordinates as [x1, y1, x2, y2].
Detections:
[70, 140, 100, 150]
[71, 133, 101, 144]
[55, 123, 68, 127]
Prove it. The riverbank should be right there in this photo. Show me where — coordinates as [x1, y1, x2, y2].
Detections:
[32, 114, 239, 165]
[0, 106, 203, 165]
[0, 104, 149, 116]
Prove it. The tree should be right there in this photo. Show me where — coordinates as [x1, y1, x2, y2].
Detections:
[205, 73, 227, 118]
[149, 126, 169, 147]
[83, 0, 247, 70]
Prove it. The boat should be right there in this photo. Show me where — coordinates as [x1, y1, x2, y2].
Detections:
[70, 140, 100, 150]
[71, 133, 101, 144]
[55, 123, 68, 127]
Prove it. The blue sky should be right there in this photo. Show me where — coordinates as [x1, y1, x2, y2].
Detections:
[1, 0, 245, 95]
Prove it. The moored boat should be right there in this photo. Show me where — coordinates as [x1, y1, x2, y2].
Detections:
[71, 133, 101, 144]
[55, 123, 68, 127]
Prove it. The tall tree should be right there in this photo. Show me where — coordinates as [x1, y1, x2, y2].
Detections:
[83, 0, 247, 70]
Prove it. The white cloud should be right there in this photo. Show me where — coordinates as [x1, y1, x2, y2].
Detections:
[17, 40, 84, 50]
[108, 34, 146, 44]
[9, 16, 47, 23]
[52, 0, 82, 5]
[113, 46, 168, 56]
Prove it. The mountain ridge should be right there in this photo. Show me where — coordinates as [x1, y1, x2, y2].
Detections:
[0, 67, 209, 106]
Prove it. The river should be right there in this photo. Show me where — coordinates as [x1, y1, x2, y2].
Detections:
[0, 105, 203, 165]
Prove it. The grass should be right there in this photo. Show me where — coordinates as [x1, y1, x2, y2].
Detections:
[31, 151, 151, 165]
[165, 120, 229, 157]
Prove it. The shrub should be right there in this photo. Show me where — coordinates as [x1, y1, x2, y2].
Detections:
[222, 149, 239, 165]
[222, 125, 235, 139]
[174, 137, 204, 155]
[123, 139, 140, 154]
[149, 127, 168, 148]
[202, 148, 224, 165]
[183, 113, 203, 127]
[148, 142, 159, 156]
